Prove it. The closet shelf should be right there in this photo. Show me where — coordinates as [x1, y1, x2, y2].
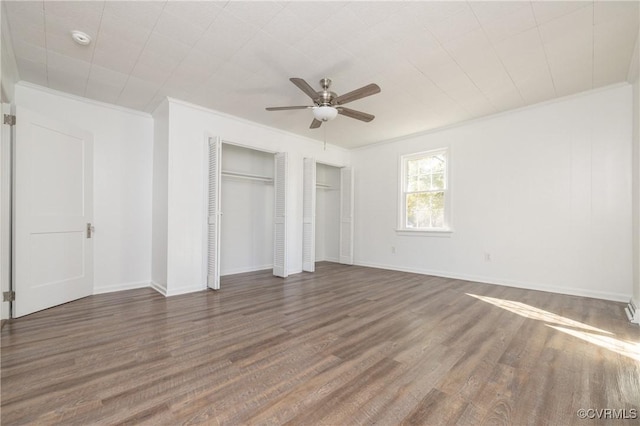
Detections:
[221, 170, 273, 183]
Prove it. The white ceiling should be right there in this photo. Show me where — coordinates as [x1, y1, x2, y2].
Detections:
[4, 1, 639, 149]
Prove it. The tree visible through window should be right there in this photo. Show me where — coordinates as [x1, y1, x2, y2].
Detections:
[401, 149, 448, 230]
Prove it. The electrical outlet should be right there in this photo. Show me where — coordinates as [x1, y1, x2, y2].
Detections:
[484, 252, 491, 262]
[391, 246, 396, 254]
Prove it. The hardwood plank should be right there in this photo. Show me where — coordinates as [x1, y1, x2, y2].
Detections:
[2, 262, 639, 425]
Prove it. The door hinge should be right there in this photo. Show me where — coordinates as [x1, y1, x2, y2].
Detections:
[3, 291, 15, 302]
[3, 114, 16, 126]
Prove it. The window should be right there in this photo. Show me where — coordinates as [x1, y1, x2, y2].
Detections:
[399, 148, 450, 232]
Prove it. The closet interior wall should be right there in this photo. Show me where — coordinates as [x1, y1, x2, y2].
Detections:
[315, 163, 341, 263]
[220, 143, 274, 276]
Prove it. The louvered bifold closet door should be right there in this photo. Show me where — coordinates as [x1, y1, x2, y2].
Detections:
[207, 137, 222, 289]
[339, 167, 354, 265]
[273, 152, 288, 278]
[302, 158, 316, 272]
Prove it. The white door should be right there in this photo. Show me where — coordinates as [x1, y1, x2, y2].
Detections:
[339, 167, 354, 265]
[302, 158, 316, 272]
[273, 152, 288, 278]
[207, 137, 222, 290]
[14, 107, 93, 317]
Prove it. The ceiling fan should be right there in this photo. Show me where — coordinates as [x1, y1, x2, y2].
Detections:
[266, 78, 381, 129]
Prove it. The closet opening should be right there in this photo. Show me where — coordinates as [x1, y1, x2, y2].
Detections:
[206, 137, 288, 290]
[220, 143, 274, 277]
[315, 163, 341, 265]
[303, 158, 353, 273]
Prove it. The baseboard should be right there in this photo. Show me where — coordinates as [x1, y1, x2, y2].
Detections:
[165, 284, 207, 297]
[150, 280, 206, 297]
[93, 281, 150, 295]
[221, 264, 273, 276]
[150, 281, 167, 296]
[625, 299, 639, 324]
[353, 261, 632, 303]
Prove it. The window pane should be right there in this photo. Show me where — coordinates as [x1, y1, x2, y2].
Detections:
[406, 191, 445, 228]
[431, 172, 444, 190]
[407, 160, 419, 176]
[431, 154, 445, 172]
[419, 159, 432, 174]
[417, 175, 430, 191]
[407, 176, 418, 191]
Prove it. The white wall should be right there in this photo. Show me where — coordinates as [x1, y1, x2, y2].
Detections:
[15, 83, 154, 294]
[220, 143, 274, 275]
[160, 98, 350, 295]
[352, 85, 633, 302]
[630, 30, 640, 310]
[151, 100, 169, 292]
[1, 3, 19, 103]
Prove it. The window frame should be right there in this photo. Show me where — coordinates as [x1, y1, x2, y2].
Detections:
[397, 148, 453, 236]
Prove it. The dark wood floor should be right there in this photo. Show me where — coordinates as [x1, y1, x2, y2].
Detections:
[2, 262, 639, 425]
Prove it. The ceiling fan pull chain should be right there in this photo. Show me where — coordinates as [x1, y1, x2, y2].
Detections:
[323, 125, 327, 151]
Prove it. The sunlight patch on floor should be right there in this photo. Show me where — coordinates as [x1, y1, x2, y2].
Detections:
[467, 293, 640, 363]
[466, 293, 612, 334]
[547, 325, 640, 362]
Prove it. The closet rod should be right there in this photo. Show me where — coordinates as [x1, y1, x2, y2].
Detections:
[221, 170, 273, 182]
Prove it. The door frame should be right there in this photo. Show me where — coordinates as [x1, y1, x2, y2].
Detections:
[1, 103, 13, 320]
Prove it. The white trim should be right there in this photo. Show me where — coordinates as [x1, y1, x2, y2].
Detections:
[150, 281, 167, 296]
[353, 261, 632, 303]
[15, 82, 152, 118]
[222, 138, 276, 155]
[150, 281, 205, 297]
[395, 229, 453, 237]
[352, 82, 631, 152]
[317, 159, 347, 169]
[165, 97, 350, 153]
[221, 265, 273, 277]
[93, 281, 150, 295]
[1, 103, 12, 320]
[201, 133, 211, 292]
[165, 284, 207, 297]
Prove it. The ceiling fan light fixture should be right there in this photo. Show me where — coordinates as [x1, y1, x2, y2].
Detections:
[312, 106, 338, 122]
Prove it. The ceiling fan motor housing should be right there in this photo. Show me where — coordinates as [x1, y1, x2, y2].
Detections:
[316, 78, 336, 106]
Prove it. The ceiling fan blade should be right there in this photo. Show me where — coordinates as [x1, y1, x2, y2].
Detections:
[310, 119, 322, 129]
[337, 107, 375, 122]
[290, 78, 319, 100]
[266, 106, 312, 111]
[334, 83, 381, 105]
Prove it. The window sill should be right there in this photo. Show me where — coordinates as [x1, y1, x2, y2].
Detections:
[395, 229, 454, 237]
